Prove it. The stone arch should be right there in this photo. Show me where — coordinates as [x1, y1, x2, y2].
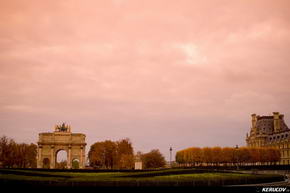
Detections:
[37, 124, 86, 169]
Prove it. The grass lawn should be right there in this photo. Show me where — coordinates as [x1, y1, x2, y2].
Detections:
[0, 168, 284, 187]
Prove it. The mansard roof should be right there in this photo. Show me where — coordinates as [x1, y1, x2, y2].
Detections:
[255, 114, 289, 134]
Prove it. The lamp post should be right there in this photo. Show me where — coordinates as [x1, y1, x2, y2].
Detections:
[235, 145, 239, 170]
[170, 147, 172, 168]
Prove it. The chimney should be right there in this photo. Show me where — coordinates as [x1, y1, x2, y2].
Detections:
[273, 112, 280, 132]
[251, 114, 257, 131]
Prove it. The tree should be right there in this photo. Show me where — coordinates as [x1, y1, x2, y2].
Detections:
[103, 140, 117, 169]
[202, 147, 213, 166]
[1, 137, 17, 168]
[0, 136, 37, 168]
[268, 148, 280, 164]
[175, 151, 185, 166]
[118, 154, 134, 169]
[237, 147, 251, 165]
[175, 146, 281, 166]
[191, 147, 202, 166]
[26, 143, 37, 168]
[222, 147, 235, 165]
[88, 140, 117, 169]
[89, 142, 106, 168]
[212, 147, 222, 165]
[88, 138, 134, 169]
[116, 138, 134, 169]
[0, 136, 9, 167]
[249, 147, 260, 164]
[141, 149, 166, 169]
[184, 148, 192, 166]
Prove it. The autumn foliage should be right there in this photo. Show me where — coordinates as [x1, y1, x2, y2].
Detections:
[140, 149, 166, 169]
[0, 136, 37, 168]
[176, 146, 280, 166]
[88, 138, 134, 169]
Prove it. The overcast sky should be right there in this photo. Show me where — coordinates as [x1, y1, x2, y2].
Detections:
[1, 0, 290, 161]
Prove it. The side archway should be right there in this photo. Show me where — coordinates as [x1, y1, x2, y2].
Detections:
[72, 159, 80, 169]
[43, 158, 50, 169]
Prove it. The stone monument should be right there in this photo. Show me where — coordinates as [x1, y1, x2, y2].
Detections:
[37, 123, 86, 169]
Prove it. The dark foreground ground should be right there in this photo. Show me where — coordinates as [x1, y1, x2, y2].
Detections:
[0, 168, 286, 193]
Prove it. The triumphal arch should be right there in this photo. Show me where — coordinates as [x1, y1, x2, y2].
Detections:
[37, 123, 86, 169]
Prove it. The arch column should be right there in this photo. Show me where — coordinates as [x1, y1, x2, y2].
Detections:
[50, 145, 55, 169]
[67, 145, 72, 169]
[83, 147, 86, 168]
[37, 146, 42, 168]
[80, 146, 83, 169]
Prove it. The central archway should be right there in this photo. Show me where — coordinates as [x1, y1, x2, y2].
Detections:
[55, 150, 68, 169]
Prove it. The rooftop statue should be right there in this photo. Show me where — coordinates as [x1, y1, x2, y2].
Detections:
[54, 123, 71, 132]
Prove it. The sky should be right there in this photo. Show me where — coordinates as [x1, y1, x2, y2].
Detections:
[1, 0, 290, 162]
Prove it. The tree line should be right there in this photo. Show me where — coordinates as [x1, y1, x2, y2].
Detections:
[175, 146, 281, 166]
[0, 136, 37, 168]
[88, 138, 166, 169]
[88, 138, 135, 169]
[0, 135, 166, 170]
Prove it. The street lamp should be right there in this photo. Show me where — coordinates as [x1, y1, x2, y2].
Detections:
[235, 145, 239, 170]
[170, 147, 172, 168]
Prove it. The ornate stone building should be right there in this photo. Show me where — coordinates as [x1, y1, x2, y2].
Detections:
[246, 112, 290, 164]
[37, 124, 86, 169]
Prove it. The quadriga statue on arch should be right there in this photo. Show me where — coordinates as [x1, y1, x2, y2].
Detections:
[37, 123, 86, 169]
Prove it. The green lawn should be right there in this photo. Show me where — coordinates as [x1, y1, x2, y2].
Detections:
[0, 168, 284, 186]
